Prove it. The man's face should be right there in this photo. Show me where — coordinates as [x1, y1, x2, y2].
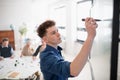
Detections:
[2, 41, 9, 47]
[44, 26, 62, 45]
[26, 41, 31, 46]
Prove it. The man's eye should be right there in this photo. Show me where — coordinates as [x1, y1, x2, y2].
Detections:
[52, 31, 56, 34]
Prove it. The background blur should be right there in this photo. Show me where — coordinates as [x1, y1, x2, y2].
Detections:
[0, 0, 119, 80]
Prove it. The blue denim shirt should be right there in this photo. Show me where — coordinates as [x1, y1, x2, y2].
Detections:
[40, 45, 72, 80]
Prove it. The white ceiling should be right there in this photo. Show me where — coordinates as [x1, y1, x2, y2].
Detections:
[0, 0, 113, 5]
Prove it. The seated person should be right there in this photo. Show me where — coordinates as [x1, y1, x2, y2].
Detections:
[0, 38, 14, 60]
[20, 38, 34, 57]
[0, 56, 4, 60]
[32, 40, 46, 60]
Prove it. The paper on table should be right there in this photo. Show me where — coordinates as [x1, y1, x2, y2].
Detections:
[8, 72, 19, 78]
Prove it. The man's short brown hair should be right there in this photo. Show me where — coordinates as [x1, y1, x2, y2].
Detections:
[37, 20, 55, 38]
[2, 38, 9, 42]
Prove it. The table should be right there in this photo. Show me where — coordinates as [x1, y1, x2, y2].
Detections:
[0, 56, 40, 80]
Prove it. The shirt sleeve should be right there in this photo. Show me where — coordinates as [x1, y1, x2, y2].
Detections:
[10, 47, 14, 55]
[40, 51, 72, 78]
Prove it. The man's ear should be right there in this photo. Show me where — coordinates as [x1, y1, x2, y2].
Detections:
[42, 36, 48, 43]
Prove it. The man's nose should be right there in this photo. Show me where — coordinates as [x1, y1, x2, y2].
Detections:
[57, 32, 60, 36]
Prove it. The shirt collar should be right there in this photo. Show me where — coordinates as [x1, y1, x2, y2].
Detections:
[57, 46, 62, 51]
[46, 44, 62, 52]
[2, 45, 8, 48]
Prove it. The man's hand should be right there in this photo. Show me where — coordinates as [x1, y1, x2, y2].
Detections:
[32, 56, 37, 60]
[85, 17, 98, 39]
[10, 55, 14, 59]
[0, 56, 4, 61]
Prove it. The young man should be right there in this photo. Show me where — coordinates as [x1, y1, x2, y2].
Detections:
[37, 17, 97, 80]
[0, 38, 14, 60]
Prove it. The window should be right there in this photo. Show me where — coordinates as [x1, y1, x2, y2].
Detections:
[76, 0, 91, 41]
[53, 5, 67, 40]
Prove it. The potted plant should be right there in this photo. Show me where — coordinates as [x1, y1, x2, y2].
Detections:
[19, 22, 28, 50]
[19, 23, 28, 36]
